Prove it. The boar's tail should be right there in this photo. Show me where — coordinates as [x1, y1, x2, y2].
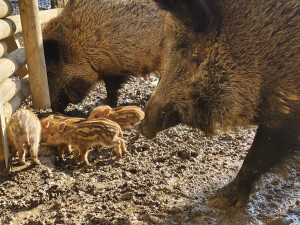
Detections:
[153, 0, 221, 33]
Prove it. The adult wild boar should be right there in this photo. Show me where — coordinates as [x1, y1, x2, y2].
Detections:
[43, 0, 167, 112]
[140, 0, 300, 207]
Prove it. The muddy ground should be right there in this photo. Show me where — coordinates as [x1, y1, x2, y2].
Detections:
[0, 75, 299, 225]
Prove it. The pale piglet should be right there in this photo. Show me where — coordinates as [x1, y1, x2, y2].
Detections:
[6, 109, 41, 165]
[46, 118, 126, 165]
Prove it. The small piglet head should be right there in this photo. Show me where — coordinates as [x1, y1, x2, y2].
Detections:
[40, 115, 54, 143]
[46, 122, 67, 146]
[88, 105, 112, 119]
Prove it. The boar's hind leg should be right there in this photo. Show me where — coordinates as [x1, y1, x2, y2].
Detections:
[102, 75, 130, 107]
[210, 125, 299, 208]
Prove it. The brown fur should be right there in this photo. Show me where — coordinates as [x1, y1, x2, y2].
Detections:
[141, 0, 300, 206]
[43, 0, 167, 112]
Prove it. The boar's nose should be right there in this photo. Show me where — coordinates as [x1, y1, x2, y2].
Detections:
[134, 122, 141, 132]
[137, 121, 157, 140]
[51, 102, 65, 113]
[51, 94, 70, 113]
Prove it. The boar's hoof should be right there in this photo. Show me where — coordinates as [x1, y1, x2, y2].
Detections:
[208, 178, 248, 208]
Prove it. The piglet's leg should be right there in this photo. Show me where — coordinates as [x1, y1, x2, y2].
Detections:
[57, 144, 67, 159]
[73, 147, 80, 159]
[120, 139, 126, 156]
[30, 141, 40, 165]
[10, 145, 18, 157]
[78, 145, 90, 166]
[16, 142, 26, 165]
[117, 132, 126, 155]
[112, 137, 123, 160]
[67, 144, 72, 154]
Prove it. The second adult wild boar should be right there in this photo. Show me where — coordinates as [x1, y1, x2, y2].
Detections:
[43, 0, 167, 112]
[140, 0, 300, 207]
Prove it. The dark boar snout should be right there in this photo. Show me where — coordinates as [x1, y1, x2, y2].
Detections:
[140, 102, 181, 139]
[51, 91, 70, 113]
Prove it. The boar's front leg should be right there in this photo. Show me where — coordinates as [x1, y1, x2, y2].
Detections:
[210, 125, 299, 207]
[102, 75, 130, 107]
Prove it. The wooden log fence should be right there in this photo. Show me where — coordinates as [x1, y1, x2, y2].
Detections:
[0, 0, 13, 19]
[0, 0, 62, 171]
[0, 40, 8, 57]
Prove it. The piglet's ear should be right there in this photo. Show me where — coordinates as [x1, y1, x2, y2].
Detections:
[44, 119, 51, 128]
[59, 122, 66, 132]
[104, 108, 111, 117]
[153, 0, 221, 33]
[43, 115, 54, 128]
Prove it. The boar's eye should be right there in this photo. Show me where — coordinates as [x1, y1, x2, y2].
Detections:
[180, 49, 189, 58]
[161, 111, 165, 119]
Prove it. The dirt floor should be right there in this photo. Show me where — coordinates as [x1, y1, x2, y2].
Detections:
[0, 75, 299, 225]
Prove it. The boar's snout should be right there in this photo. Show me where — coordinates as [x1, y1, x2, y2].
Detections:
[50, 91, 70, 113]
[140, 102, 181, 139]
[140, 119, 157, 139]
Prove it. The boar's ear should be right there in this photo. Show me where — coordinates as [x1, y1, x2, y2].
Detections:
[153, 0, 221, 32]
[43, 39, 61, 64]
[58, 122, 66, 132]
[104, 108, 111, 117]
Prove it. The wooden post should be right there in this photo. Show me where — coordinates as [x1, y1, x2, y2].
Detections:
[0, 0, 13, 19]
[18, 0, 51, 109]
[0, 93, 9, 171]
